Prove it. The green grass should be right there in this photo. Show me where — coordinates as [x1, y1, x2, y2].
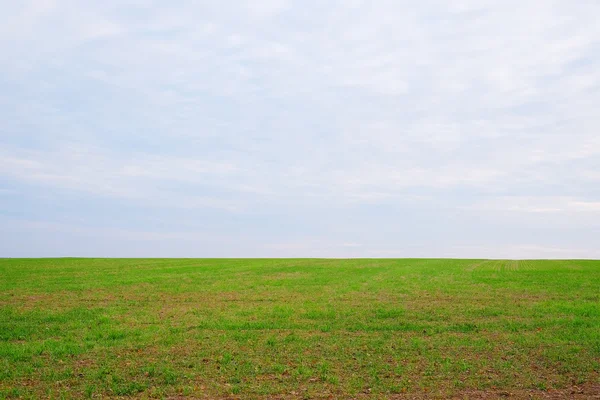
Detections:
[0, 258, 599, 398]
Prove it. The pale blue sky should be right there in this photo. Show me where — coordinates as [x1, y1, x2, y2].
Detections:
[1, 1, 600, 258]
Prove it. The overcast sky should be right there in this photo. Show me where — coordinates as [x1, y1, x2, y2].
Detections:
[1, 1, 600, 258]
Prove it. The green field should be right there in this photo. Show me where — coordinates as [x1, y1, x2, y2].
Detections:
[1, 259, 599, 399]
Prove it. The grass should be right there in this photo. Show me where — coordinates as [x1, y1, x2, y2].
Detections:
[0, 258, 599, 399]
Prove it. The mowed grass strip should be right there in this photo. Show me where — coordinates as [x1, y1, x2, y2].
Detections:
[0, 258, 599, 399]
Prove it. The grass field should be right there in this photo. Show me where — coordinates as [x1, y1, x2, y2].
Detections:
[1, 258, 599, 399]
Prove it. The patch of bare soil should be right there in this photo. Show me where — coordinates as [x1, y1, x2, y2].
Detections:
[165, 382, 600, 399]
[446, 382, 600, 399]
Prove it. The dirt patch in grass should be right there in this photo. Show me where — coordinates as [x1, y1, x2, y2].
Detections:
[447, 381, 600, 399]
[161, 382, 600, 399]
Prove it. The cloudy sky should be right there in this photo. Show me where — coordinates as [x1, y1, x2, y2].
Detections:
[1, 1, 600, 258]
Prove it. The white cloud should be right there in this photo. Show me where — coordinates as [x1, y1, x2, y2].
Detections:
[0, 145, 249, 211]
[444, 244, 600, 260]
[467, 196, 600, 215]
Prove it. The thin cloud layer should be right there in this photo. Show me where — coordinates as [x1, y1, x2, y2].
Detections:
[1, 1, 599, 258]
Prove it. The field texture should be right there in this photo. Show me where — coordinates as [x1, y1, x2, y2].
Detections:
[1, 258, 599, 399]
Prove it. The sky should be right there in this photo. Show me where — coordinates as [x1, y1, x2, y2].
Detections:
[1, 1, 600, 259]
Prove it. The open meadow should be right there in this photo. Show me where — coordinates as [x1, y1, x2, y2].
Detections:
[1, 258, 599, 399]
